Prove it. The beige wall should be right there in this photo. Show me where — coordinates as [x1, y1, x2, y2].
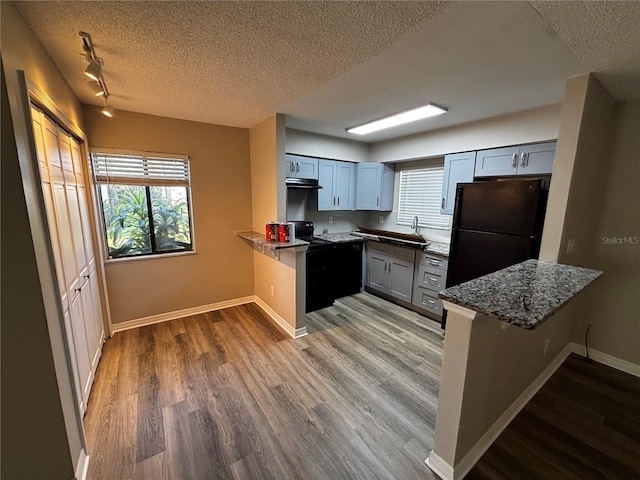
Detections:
[1, 2, 85, 476]
[83, 107, 254, 324]
[570, 100, 640, 365]
[370, 103, 562, 163]
[250, 115, 305, 331]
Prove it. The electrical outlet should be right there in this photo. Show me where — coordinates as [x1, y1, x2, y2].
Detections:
[543, 338, 549, 356]
[566, 239, 576, 254]
[270, 285, 274, 296]
[379, 215, 384, 224]
[328, 216, 333, 224]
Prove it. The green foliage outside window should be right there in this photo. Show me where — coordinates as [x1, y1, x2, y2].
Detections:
[101, 184, 192, 258]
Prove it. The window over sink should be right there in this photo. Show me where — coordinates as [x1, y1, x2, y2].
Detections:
[91, 150, 194, 260]
[397, 164, 451, 230]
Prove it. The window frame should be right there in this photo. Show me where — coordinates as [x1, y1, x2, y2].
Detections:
[90, 148, 196, 261]
[396, 163, 451, 231]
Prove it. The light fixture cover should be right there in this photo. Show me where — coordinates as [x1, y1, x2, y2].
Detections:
[84, 60, 102, 81]
[88, 81, 105, 96]
[102, 104, 114, 117]
[347, 103, 448, 135]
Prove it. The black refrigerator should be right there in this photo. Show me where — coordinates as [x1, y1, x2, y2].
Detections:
[446, 178, 548, 293]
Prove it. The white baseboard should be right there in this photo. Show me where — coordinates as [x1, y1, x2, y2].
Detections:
[425, 451, 453, 480]
[74, 448, 89, 480]
[428, 342, 574, 480]
[253, 296, 308, 339]
[111, 296, 255, 332]
[569, 342, 640, 377]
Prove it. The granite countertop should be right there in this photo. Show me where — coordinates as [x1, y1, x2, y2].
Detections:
[439, 259, 602, 330]
[236, 231, 309, 249]
[424, 241, 450, 258]
[316, 232, 363, 243]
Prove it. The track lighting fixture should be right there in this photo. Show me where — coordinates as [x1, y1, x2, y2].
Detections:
[88, 81, 105, 97]
[102, 98, 114, 118]
[80, 31, 113, 116]
[84, 59, 102, 81]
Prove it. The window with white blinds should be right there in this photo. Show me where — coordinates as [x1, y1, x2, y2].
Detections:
[397, 166, 450, 229]
[92, 152, 190, 186]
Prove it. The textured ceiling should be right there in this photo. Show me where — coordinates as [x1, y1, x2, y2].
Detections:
[13, 1, 451, 129]
[12, 1, 640, 142]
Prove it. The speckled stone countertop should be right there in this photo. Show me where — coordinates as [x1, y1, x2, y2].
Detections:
[439, 259, 602, 330]
[316, 232, 363, 243]
[236, 231, 309, 249]
[424, 241, 450, 258]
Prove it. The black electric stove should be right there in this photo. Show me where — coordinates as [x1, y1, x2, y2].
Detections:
[291, 221, 363, 313]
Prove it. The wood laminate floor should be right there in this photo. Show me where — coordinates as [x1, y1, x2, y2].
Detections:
[85, 292, 640, 480]
[84, 293, 445, 480]
[467, 353, 640, 480]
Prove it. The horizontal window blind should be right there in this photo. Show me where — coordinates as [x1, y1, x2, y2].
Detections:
[397, 166, 449, 229]
[92, 152, 190, 187]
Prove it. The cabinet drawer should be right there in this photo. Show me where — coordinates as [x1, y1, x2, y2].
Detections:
[415, 264, 446, 291]
[412, 287, 444, 317]
[418, 252, 448, 271]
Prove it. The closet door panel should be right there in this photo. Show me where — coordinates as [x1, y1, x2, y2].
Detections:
[52, 182, 79, 294]
[66, 184, 89, 278]
[70, 292, 91, 408]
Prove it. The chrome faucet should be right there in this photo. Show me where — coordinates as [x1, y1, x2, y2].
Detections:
[411, 215, 419, 234]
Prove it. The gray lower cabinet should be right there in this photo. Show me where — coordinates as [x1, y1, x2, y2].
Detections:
[412, 252, 449, 319]
[366, 242, 415, 301]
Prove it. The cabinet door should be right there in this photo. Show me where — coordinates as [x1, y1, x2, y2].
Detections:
[356, 163, 382, 210]
[475, 146, 520, 177]
[518, 141, 556, 176]
[296, 157, 319, 179]
[388, 255, 414, 301]
[317, 159, 337, 210]
[285, 154, 318, 179]
[335, 161, 356, 210]
[441, 152, 475, 214]
[367, 251, 388, 293]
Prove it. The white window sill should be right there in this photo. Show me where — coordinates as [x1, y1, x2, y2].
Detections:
[104, 249, 197, 265]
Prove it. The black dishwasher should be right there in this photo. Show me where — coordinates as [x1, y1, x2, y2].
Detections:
[333, 241, 363, 299]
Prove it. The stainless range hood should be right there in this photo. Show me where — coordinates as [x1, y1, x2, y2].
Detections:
[286, 177, 322, 189]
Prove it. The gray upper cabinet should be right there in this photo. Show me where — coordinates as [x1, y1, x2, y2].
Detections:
[441, 151, 476, 215]
[475, 141, 556, 178]
[519, 141, 557, 176]
[356, 163, 395, 211]
[286, 154, 319, 180]
[313, 159, 356, 211]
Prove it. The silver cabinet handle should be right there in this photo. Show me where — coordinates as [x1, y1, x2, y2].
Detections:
[442, 198, 445, 209]
[296, 162, 300, 173]
[428, 277, 438, 284]
[520, 152, 527, 167]
[333, 197, 336, 206]
[512, 153, 518, 168]
[427, 299, 436, 305]
[337, 196, 340, 206]
[429, 259, 441, 266]
[376, 197, 379, 207]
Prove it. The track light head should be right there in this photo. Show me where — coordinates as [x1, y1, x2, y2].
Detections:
[88, 81, 105, 97]
[84, 60, 102, 81]
[102, 104, 114, 117]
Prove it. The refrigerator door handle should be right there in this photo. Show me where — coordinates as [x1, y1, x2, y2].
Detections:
[512, 153, 518, 168]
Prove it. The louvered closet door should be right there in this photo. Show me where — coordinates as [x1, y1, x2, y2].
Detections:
[30, 105, 104, 415]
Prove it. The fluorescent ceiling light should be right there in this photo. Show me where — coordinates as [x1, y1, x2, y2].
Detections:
[347, 103, 448, 135]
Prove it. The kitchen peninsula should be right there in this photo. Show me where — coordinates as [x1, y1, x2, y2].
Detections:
[427, 260, 602, 480]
